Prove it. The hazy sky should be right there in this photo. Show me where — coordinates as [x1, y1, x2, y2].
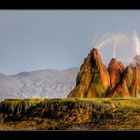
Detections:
[0, 10, 140, 75]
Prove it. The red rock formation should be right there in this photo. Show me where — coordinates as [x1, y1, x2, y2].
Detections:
[68, 48, 110, 98]
[129, 65, 140, 97]
[68, 48, 140, 98]
[111, 65, 140, 97]
[108, 58, 124, 89]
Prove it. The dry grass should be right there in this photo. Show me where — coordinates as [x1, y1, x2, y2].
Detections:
[1, 98, 140, 130]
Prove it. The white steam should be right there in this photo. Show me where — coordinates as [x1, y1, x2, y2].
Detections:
[92, 31, 140, 66]
[132, 30, 140, 55]
[113, 45, 116, 58]
[92, 33, 127, 58]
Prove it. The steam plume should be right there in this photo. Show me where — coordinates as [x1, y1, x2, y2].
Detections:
[132, 30, 140, 55]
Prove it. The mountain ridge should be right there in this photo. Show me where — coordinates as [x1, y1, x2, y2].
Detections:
[0, 68, 79, 101]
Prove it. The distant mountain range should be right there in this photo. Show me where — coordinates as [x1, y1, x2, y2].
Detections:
[0, 68, 79, 101]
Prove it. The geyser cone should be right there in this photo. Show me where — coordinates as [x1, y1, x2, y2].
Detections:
[68, 32, 140, 98]
[68, 48, 110, 98]
[111, 66, 133, 97]
[108, 58, 125, 89]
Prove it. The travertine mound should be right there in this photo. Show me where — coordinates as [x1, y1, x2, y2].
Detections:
[68, 48, 140, 98]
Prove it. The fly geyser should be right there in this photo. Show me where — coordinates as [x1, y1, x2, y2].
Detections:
[68, 48, 110, 98]
[68, 48, 140, 98]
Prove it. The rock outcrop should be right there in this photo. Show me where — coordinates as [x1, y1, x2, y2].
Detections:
[68, 48, 140, 98]
[68, 48, 110, 98]
[108, 58, 124, 89]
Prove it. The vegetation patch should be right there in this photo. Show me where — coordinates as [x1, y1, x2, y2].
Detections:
[0, 98, 140, 130]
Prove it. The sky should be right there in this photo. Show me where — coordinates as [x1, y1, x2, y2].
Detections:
[0, 10, 140, 75]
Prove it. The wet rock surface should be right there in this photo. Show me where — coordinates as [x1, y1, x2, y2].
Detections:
[68, 48, 140, 98]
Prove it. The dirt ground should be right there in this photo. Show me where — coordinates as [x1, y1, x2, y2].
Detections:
[0, 114, 140, 130]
